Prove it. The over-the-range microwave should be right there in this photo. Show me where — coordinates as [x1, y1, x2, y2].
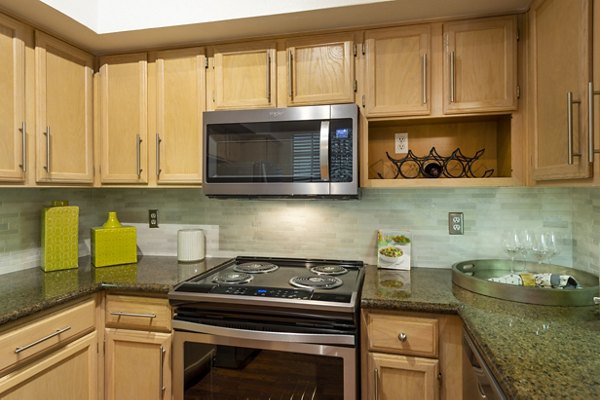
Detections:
[203, 104, 359, 198]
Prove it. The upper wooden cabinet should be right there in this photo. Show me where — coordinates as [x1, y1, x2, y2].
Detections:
[0, 13, 28, 183]
[99, 53, 148, 183]
[35, 31, 94, 183]
[364, 25, 431, 117]
[443, 15, 518, 114]
[149, 48, 206, 184]
[208, 41, 276, 110]
[530, 0, 593, 181]
[283, 33, 355, 106]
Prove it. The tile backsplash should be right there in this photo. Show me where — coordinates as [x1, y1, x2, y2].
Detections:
[0, 186, 597, 276]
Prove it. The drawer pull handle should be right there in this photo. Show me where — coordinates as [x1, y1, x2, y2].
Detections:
[15, 326, 71, 354]
[398, 332, 408, 342]
[111, 312, 157, 319]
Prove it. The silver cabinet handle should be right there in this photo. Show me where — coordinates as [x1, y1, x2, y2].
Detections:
[43, 126, 51, 173]
[398, 332, 408, 342]
[319, 121, 330, 181]
[374, 367, 379, 400]
[15, 326, 71, 354]
[159, 345, 166, 399]
[156, 133, 162, 178]
[288, 50, 293, 98]
[449, 51, 456, 103]
[20, 121, 26, 172]
[110, 311, 157, 319]
[593, 297, 600, 305]
[567, 91, 582, 165]
[136, 134, 143, 177]
[422, 53, 428, 105]
[266, 53, 271, 103]
[587, 82, 600, 162]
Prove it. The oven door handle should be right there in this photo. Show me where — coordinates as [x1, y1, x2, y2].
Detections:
[172, 320, 355, 346]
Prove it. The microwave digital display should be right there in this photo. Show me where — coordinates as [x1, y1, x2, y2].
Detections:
[335, 128, 350, 139]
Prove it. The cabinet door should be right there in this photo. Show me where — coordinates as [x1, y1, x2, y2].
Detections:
[0, 332, 97, 400]
[364, 25, 431, 117]
[99, 53, 148, 183]
[285, 33, 355, 106]
[530, 0, 592, 180]
[443, 16, 517, 114]
[104, 329, 171, 400]
[35, 31, 94, 183]
[151, 48, 205, 184]
[209, 42, 276, 110]
[0, 14, 27, 182]
[367, 353, 439, 400]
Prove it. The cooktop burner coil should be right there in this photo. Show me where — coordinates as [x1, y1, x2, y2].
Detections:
[310, 265, 348, 276]
[213, 271, 253, 285]
[233, 262, 279, 274]
[289, 275, 343, 290]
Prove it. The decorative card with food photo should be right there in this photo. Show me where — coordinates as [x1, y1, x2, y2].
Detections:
[377, 230, 411, 270]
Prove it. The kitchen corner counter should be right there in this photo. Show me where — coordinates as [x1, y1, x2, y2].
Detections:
[0, 256, 228, 327]
[361, 265, 600, 400]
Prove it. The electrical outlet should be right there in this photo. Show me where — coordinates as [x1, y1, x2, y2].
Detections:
[149, 209, 159, 228]
[395, 132, 408, 154]
[448, 212, 464, 235]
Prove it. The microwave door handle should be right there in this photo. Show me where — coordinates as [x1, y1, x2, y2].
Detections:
[320, 121, 330, 181]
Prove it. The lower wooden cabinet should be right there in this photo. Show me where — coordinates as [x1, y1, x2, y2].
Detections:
[104, 329, 171, 400]
[362, 310, 463, 400]
[0, 331, 98, 400]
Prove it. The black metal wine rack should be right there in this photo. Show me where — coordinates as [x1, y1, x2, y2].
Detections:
[378, 147, 494, 179]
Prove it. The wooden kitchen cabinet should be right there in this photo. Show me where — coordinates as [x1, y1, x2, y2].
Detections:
[282, 33, 355, 106]
[35, 31, 94, 183]
[0, 297, 97, 400]
[208, 41, 276, 110]
[98, 53, 148, 183]
[361, 310, 463, 400]
[363, 25, 431, 117]
[103, 295, 171, 400]
[149, 48, 206, 184]
[442, 15, 518, 114]
[529, 0, 593, 181]
[0, 13, 28, 183]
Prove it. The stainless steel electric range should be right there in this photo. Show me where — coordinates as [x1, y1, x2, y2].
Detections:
[168, 256, 365, 400]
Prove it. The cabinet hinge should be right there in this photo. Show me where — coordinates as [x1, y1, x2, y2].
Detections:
[353, 80, 358, 92]
[516, 85, 521, 99]
[362, 32, 366, 55]
[361, 94, 366, 108]
[516, 28, 520, 41]
[353, 43, 357, 57]
[204, 57, 209, 69]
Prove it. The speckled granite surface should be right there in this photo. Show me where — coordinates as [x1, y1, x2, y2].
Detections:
[0, 256, 228, 327]
[361, 265, 600, 400]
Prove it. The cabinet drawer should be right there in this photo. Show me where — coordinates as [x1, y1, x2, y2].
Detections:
[105, 295, 171, 332]
[0, 298, 95, 372]
[366, 313, 438, 357]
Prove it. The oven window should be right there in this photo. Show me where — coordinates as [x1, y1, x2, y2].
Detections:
[183, 343, 344, 399]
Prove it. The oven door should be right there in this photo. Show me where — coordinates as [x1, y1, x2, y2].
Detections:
[173, 321, 357, 400]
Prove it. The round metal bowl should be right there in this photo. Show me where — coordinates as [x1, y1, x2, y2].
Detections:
[452, 259, 599, 306]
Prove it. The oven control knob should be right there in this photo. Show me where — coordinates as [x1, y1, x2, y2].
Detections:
[398, 332, 408, 342]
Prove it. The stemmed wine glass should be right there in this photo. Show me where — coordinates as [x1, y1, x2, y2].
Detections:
[542, 231, 558, 263]
[502, 230, 520, 275]
[517, 230, 532, 272]
[531, 233, 549, 264]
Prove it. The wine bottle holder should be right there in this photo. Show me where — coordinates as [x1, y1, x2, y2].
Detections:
[378, 147, 494, 179]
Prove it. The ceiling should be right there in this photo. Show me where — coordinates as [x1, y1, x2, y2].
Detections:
[0, 0, 532, 55]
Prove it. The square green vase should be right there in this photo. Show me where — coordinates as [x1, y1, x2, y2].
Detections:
[41, 203, 79, 272]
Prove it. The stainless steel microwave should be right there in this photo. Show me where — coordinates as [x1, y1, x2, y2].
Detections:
[203, 104, 358, 198]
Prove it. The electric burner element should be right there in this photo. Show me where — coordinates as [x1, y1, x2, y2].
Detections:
[289, 275, 344, 290]
[213, 271, 253, 285]
[310, 265, 348, 276]
[233, 262, 279, 274]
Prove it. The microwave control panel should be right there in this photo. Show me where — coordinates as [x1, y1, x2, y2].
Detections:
[330, 125, 353, 182]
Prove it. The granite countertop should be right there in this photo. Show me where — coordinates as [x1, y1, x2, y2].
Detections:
[1, 259, 598, 399]
[361, 266, 600, 400]
[0, 256, 228, 327]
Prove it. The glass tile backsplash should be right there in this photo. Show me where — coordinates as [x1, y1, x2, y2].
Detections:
[0, 187, 597, 276]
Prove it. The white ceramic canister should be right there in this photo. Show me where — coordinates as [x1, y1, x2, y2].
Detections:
[177, 229, 205, 262]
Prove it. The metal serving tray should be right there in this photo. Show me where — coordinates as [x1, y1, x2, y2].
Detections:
[452, 259, 599, 306]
